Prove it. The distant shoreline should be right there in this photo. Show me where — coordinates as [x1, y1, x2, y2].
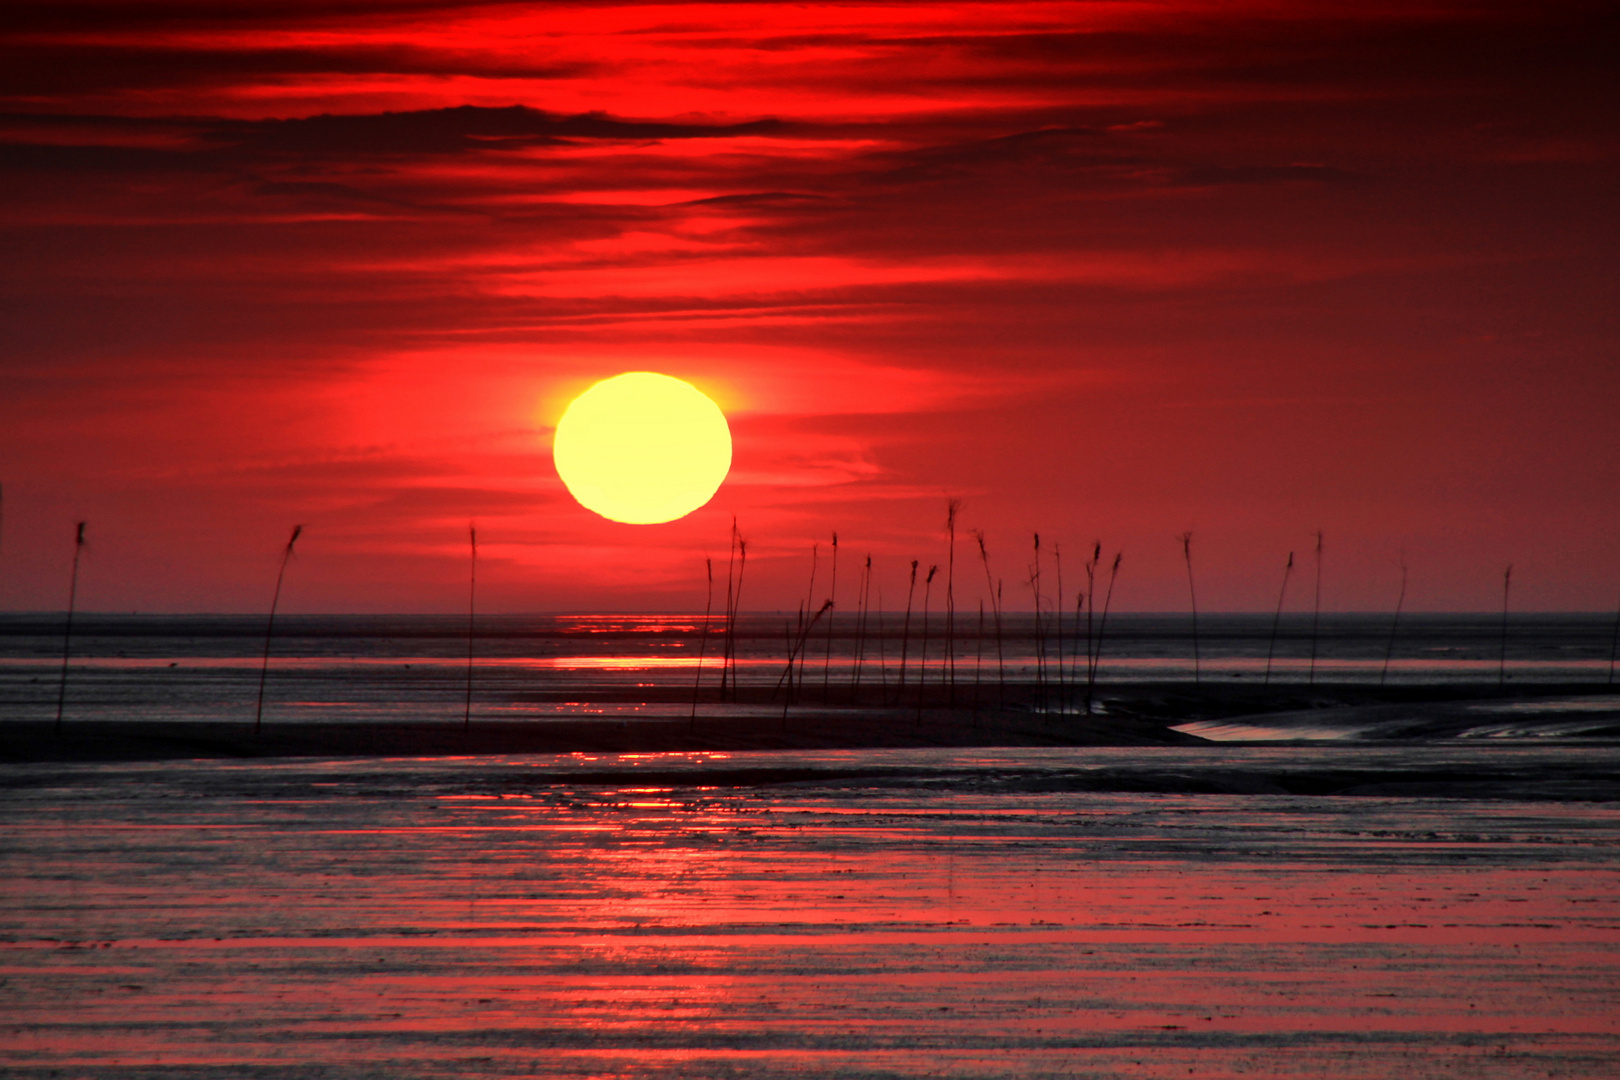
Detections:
[5, 682, 1619, 764]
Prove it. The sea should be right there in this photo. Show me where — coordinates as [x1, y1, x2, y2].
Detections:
[3, 613, 1618, 1078]
[0, 611, 1616, 725]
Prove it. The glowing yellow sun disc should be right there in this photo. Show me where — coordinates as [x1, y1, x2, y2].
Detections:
[553, 372, 732, 524]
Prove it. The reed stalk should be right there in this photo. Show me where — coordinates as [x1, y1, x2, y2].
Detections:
[1083, 542, 1099, 711]
[1030, 533, 1045, 710]
[946, 499, 960, 703]
[463, 525, 476, 733]
[874, 588, 887, 699]
[1380, 553, 1407, 688]
[852, 555, 872, 702]
[1308, 531, 1323, 685]
[1089, 552, 1122, 713]
[730, 537, 748, 702]
[1074, 589, 1087, 711]
[975, 600, 984, 713]
[1499, 564, 1512, 689]
[55, 521, 86, 736]
[1180, 531, 1200, 687]
[691, 557, 713, 725]
[800, 542, 818, 687]
[1264, 551, 1294, 687]
[777, 599, 832, 723]
[917, 564, 938, 722]
[1054, 542, 1065, 714]
[720, 518, 737, 698]
[823, 532, 838, 702]
[897, 559, 918, 704]
[255, 524, 302, 734]
[782, 602, 802, 702]
[974, 531, 1005, 706]
[997, 579, 1004, 702]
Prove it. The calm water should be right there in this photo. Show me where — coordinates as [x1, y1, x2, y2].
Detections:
[4, 616, 1619, 1077]
[3, 747, 1619, 1078]
[2, 613, 1617, 724]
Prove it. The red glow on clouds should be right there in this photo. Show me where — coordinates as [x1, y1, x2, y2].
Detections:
[0, 1, 1616, 612]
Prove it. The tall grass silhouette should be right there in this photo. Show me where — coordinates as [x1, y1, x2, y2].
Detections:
[852, 554, 873, 701]
[1054, 542, 1066, 713]
[945, 499, 960, 702]
[720, 518, 737, 699]
[1180, 531, 1200, 686]
[1381, 552, 1408, 687]
[1308, 531, 1324, 685]
[729, 536, 748, 702]
[1082, 542, 1099, 712]
[691, 557, 712, 724]
[823, 532, 838, 702]
[897, 559, 918, 704]
[1264, 551, 1295, 687]
[975, 599, 985, 711]
[254, 525, 303, 734]
[1089, 552, 1122, 713]
[916, 564, 938, 721]
[777, 599, 831, 720]
[974, 531, 1005, 706]
[798, 541, 818, 688]
[54, 521, 86, 735]
[463, 525, 476, 732]
[1030, 533, 1045, 710]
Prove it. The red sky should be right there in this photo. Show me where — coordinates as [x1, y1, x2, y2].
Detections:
[1, 1, 1616, 614]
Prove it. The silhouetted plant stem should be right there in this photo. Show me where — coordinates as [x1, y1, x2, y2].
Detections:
[1264, 551, 1294, 687]
[800, 542, 818, 687]
[1381, 553, 1407, 688]
[255, 524, 302, 735]
[691, 557, 713, 725]
[1083, 542, 1099, 712]
[730, 537, 747, 703]
[1074, 589, 1087, 711]
[852, 555, 872, 702]
[997, 580, 1004, 702]
[1499, 564, 1512, 689]
[55, 521, 86, 736]
[777, 599, 831, 724]
[823, 532, 838, 702]
[720, 518, 736, 699]
[1089, 552, 1122, 713]
[975, 600, 985, 713]
[1054, 542, 1065, 714]
[874, 589, 887, 700]
[946, 498, 960, 703]
[974, 531, 1005, 707]
[782, 602, 803, 703]
[1181, 531, 1200, 687]
[917, 564, 938, 722]
[897, 559, 918, 705]
[1308, 531, 1324, 685]
[464, 525, 476, 733]
[1030, 533, 1045, 711]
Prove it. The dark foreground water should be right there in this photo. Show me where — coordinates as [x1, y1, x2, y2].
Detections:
[3, 747, 1619, 1078]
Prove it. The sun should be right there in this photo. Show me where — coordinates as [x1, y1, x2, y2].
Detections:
[552, 372, 732, 524]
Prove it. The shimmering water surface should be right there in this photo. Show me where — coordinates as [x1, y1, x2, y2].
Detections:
[4, 747, 1620, 1078]
[3, 615, 1619, 1077]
